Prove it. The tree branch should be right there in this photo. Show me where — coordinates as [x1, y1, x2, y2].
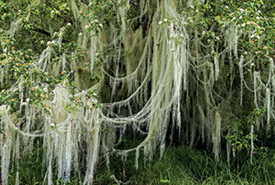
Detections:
[32, 28, 51, 37]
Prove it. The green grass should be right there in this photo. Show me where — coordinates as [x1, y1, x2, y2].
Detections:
[94, 146, 275, 185]
[6, 145, 275, 185]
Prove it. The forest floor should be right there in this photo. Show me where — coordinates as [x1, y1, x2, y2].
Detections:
[7, 145, 275, 185]
[93, 146, 275, 185]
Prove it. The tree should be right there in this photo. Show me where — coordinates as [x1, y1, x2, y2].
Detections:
[0, 0, 274, 184]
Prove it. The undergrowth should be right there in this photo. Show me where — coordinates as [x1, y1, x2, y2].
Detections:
[7, 145, 275, 185]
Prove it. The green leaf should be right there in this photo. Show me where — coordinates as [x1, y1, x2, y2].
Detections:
[160, 179, 170, 183]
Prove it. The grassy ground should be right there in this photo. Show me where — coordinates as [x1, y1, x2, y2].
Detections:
[6, 145, 275, 185]
[93, 146, 275, 185]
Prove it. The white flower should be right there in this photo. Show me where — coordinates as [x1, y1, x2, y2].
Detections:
[258, 10, 261, 13]
[195, 10, 199, 13]
[190, 20, 193, 23]
[60, 27, 65, 31]
[43, 88, 48, 92]
[50, 123, 55, 127]
[216, 36, 220, 40]
[256, 17, 260, 20]
[164, 18, 168, 22]
[202, 31, 206, 35]
[67, 23, 71, 26]
[26, 98, 30, 102]
[99, 23, 103, 27]
[159, 21, 163, 25]
[79, 32, 83, 36]
[85, 25, 90, 29]
[94, 19, 98, 23]
[47, 41, 52, 45]
[242, 23, 246, 27]
[190, 5, 194, 9]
